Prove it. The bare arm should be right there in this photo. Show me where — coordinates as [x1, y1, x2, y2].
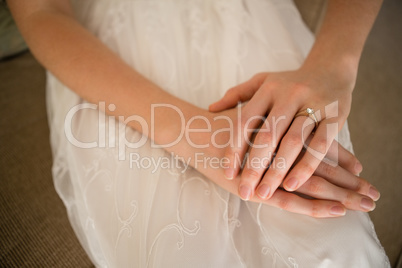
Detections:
[304, 0, 384, 80]
[8, 0, 200, 152]
[210, 0, 383, 202]
[9, 0, 380, 217]
[8, 0, 259, 205]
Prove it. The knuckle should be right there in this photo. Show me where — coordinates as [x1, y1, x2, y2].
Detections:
[313, 138, 329, 154]
[255, 131, 274, 147]
[243, 168, 262, 181]
[252, 73, 268, 87]
[287, 89, 300, 100]
[293, 82, 310, 92]
[225, 87, 237, 96]
[346, 151, 356, 162]
[351, 178, 363, 192]
[344, 156, 357, 171]
[342, 191, 355, 207]
[277, 197, 290, 211]
[252, 73, 264, 81]
[352, 178, 369, 193]
[306, 177, 323, 194]
[283, 132, 302, 148]
[321, 163, 337, 178]
[341, 149, 355, 163]
[299, 161, 316, 177]
[268, 168, 284, 181]
[290, 83, 310, 99]
[266, 80, 280, 89]
[310, 202, 321, 218]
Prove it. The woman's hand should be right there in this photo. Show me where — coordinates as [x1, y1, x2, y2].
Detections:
[209, 65, 355, 201]
[243, 140, 379, 216]
[187, 108, 379, 218]
[206, 0, 384, 202]
[293, 139, 379, 213]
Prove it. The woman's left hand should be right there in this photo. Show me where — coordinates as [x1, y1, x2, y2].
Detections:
[209, 65, 355, 201]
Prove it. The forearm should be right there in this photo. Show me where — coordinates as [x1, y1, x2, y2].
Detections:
[9, 1, 240, 194]
[9, 1, 206, 157]
[303, 0, 383, 81]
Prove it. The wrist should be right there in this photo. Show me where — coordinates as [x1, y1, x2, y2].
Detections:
[180, 109, 235, 172]
[184, 110, 230, 157]
[301, 52, 359, 93]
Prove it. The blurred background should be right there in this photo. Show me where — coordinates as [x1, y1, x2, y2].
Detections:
[348, 0, 402, 266]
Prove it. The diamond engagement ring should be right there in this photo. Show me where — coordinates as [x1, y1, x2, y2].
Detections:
[295, 108, 319, 129]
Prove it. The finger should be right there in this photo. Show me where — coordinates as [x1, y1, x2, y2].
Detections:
[223, 86, 275, 181]
[302, 136, 363, 176]
[256, 116, 315, 199]
[314, 160, 380, 201]
[223, 108, 265, 180]
[325, 140, 363, 176]
[223, 142, 249, 180]
[209, 73, 267, 112]
[240, 105, 298, 200]
[252, 188, 347, 218]
[297, 176, 376, 212]
[283, 118, 338, 191]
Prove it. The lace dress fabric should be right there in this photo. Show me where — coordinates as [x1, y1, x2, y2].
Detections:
[46, 0, 390, 267]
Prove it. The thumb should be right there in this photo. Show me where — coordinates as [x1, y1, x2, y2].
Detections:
[209, 73, 268, 112]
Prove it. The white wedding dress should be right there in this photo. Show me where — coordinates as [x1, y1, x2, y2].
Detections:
[46, 0, 390, 267]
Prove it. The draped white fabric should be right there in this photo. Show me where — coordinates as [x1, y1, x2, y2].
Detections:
[46, 0, 389, 267]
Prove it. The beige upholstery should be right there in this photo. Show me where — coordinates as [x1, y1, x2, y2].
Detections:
[294, 0, 328, 33]
[1, 0, 401, 267]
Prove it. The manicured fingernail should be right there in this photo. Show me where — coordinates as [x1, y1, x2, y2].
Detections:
[224, 168, 234, 180]
[360, 197, 376, 211]
[239, 185, 251, 200]
[285, 177, 298, 191]
[368, 186, 380, 201]
[330, 206, 346, 216]
[257, 184, 270, 199]
[355, 161, 363, 174]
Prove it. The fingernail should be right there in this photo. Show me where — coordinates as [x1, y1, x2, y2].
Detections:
[224, 168, 234, 180]
[368, 186, 380, 201]
[285, 177, 298, 191]
[355, 161, 363, 174]
[239, 185, 252, 201]
[257, 184, 270, 199]
[360, 197, 376, 211]
[330, 206, 346, 216]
